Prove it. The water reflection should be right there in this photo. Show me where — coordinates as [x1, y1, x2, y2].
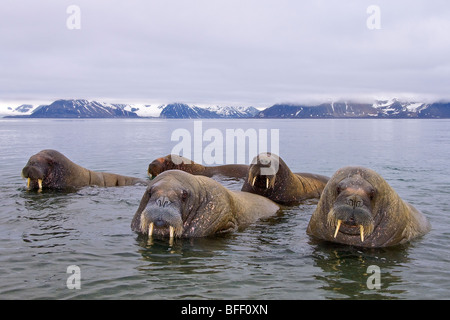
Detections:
[135, 234, 233, 266]
[19, 189, 81, 251]
[133, 234, 239, 299]
[310, 240, 412, 299]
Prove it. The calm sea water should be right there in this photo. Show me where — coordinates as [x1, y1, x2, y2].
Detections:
[0, 118, 449, 300]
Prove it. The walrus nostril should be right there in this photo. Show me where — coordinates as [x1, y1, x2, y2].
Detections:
[347, 196, 363, 209]
[156, 196, 171, 208]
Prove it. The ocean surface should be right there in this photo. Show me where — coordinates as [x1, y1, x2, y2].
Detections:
[0, 118, 449, 300]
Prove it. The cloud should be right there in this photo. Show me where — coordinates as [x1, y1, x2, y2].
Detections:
[1, 0, 449, 106]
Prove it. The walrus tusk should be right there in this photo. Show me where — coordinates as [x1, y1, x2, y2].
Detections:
[252, 176, 256, 187]
[148, 222, 154, 236]
[169, 226, 174, 238]
[38, 179, 43, 190]
[266, 177, 269, 189]
[27, 178, 31, 189]
[333, 220, 342, 238]
[360, 225, 365, 242]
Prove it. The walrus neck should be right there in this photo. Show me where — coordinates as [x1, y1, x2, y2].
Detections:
[373, 199, 418, 247]
[183, 177, 236, 235]
[273, 166, 297, 191]
[294, 175, 310, 194]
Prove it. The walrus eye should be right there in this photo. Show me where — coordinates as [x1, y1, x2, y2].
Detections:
[336, 185, 342, 195]
[181, 190, 188, 201]
[369, 188, 376, 200]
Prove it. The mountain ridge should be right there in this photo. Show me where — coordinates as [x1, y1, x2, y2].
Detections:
[2, 98, 450, 119]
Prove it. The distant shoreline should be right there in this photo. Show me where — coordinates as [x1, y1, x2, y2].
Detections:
[3, 116, 450, 120]
[2, 98, 450, 119]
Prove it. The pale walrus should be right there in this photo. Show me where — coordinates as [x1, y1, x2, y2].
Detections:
[22, 149, 146, 191]
[241, 153, 329, 205]
[131, 170, 280, 238]
[148, 154, 249, 179]
[306, 166, 431, 248]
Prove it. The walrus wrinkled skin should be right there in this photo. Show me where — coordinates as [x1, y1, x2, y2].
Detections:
[306, 166, 431, 248]
[131, 170, 280, 238]
[148, 154, 249, 179]
[241, 153, 329, 205]
[22, 149, 146, 191]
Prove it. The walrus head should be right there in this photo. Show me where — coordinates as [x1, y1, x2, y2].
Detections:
[307, 166, 430, 247]
[246, 152, 281, 193]
[147, 154, 204, 179]
[326, 173, 376, 243]
[21, 149, 67, 191]
[132, 170, 237, 239]
[147, 157, 166, 179]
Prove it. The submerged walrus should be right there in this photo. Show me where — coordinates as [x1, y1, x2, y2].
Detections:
[148, 154, 249, 179]
[306, 166, 431, 248]
[22, 149, 146, 191]
[241, 153, 329, 205]
[131, 170, 280, 238]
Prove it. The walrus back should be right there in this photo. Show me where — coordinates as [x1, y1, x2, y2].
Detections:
[231, 191, 280, 226]
[90, 171, 146, 187]
[194, 174, 280, 227]
[401, 202, 432, 243]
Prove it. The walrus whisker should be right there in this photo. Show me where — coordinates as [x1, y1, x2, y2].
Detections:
[326, 208, 336, 227]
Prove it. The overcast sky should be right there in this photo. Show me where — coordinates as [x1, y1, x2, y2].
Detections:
[1, 0, 449, 107]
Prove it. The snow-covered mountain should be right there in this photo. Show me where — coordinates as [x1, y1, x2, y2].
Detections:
[122, 104, 166, 118]
[160, 103, 218, 119]
[371, 98, 428, 117]
[257, 99, 450, 118]
[159, 103, 259, 118]
[204, 105, 259, 118]
[0, 103, 42, 117]
[25, 99, 139, 118]
[257, 102, 378, 118]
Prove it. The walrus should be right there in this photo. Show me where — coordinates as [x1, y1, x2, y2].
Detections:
[306, 166, 431, 248]
[22, 149, 146, 191]
[131, 170, 280, 238]
[148, 154, 249, 179]
[241, 153, 329, 205]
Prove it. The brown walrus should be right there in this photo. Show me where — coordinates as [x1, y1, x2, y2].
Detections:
[306, 166, 431, 248]
[131, 170, 280, 238]
[147, 154, 249, 179]
[241, 153, 329, 205]
[22, 149, 146, 191]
